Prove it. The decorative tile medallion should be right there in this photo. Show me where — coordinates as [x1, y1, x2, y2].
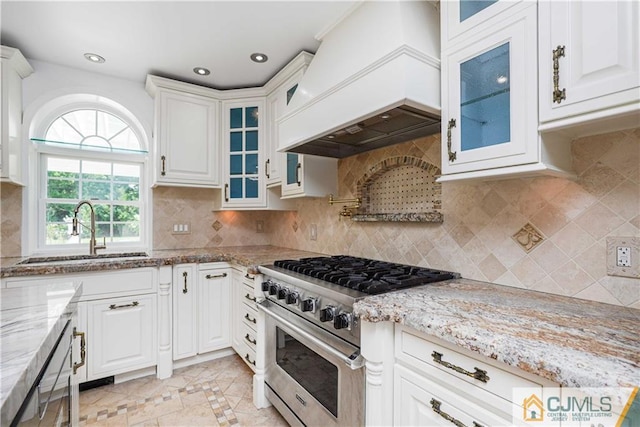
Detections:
[292, 221, 298, 232]
[212, 235, 224, 245]
[212, 220, 223, 231]
[512, 223, 545, 253]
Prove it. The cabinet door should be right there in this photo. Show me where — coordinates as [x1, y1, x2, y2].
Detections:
[539, 1, 640, 123]
[442, 0, 523, 45]
[265, 93, 282, 186]
[173, 264, 197, 360]
[395, 364, 514, 427]
[87, 294, 156, 379]
[221, 100, 266, 208]
[156, 90, 219, 186]
[441, 4, 538, 175]
[198, 268, 231, 353]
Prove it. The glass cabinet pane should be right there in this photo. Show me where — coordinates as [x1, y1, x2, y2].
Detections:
[230, 155, 242, 175]
[230, 178, 242, 199]
[230, 132, 243, 152]
[460, 0, 497, 22]
[246, 131, 258, 151]
[460, 42, 510, 151]
[245, 177, 258, 198]
[245, 107, 258, 128]
[227, 104, 260, 201]
[286, 153, 298, 185]
[230, 108, 243, 129]
[245, 154, 258, 174]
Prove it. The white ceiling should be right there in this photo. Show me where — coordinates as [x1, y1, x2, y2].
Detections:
[0, 1, 358, 89]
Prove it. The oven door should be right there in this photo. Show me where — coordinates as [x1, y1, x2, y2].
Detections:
[257, 299, 365, 427]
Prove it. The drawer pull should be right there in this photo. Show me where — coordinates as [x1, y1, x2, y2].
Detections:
[244, 273, 255, 280]
[244, 353, 256, 366]
[430, 398, 484, 427]
[446, 118, 457, 163]
[205, 273, 228, 279]
[431, 351, 489, 383]
[552, 45, 566, 104]
[160, 155, 166, 176]
[244, 333, 257, 345]
[73, 328, 86, 374]
[109, 301, 139, 310]
[245, 293, 257, 302]
[182, 271, 188, 294]
[244, 313, 257, 324]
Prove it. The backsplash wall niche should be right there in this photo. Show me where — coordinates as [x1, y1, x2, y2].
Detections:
[268, 129, 640, 308]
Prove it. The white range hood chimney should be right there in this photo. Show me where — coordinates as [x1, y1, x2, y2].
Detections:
[278, 0, 441, 158]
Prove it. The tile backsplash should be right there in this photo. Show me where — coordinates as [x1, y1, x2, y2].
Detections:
[0, 183, 22, 258]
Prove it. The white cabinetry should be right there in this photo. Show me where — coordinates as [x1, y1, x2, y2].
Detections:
[281, 153, 338, 199]
[146, 75, 220, 187]
[1, 46, 33, 185]
[4, 268, 159, 383]
[538, 0, 640, 129]
[231, 267, 258, 370]
[172, 263, 232, 361]
[439, 2, 573, 182]
[87, 293, 156, 378]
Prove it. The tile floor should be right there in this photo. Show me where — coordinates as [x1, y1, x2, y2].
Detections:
[79, 354, 288, 426]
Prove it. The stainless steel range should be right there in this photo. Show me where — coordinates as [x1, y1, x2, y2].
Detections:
[257, 255, 459, 427]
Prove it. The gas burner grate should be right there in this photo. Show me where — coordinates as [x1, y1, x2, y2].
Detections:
[274, 256, 459, 294]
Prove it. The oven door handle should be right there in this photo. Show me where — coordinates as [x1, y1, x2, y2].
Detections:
[257, 300, 365, 370]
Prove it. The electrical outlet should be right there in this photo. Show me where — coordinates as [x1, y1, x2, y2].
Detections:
[171, 222, 191, 235]
[607, 237, 640, 278]
[310, 224, 317, 241]
[256, 220, 264, 233]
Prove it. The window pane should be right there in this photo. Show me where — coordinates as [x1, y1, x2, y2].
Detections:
[114, 205, 139, 222]
[246, 131, 258, 151]
[113, 223, 139, 240]
[48, 179, 79, 199]
[46, 223, 77, 245]
[245, 107, 258, 128]
[97, 111, 127, 140]
[63, 110, 96, 138]
[230, 108, 243, 128]
[286, 153, 298, 185]
[93, 204, 111, 222]
[114, 183, 139, 201]
[46, 120, 83, 144]
[113, 164, 140, 183]
[83, 181, 111, 200]
[48, 157, 80, 175]
[46, 203, 75, 222]
[82, 160, 111, 180]
[95, 223, 111, 239]
[230, 132, 243, 152]
[109, 128, 141, 151]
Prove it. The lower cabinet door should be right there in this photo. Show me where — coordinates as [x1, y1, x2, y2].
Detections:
[173, 264, 198, 360]
[394, 364, 514, 427]
[87, 294, 157, 379]
[198, 268, 231, 353]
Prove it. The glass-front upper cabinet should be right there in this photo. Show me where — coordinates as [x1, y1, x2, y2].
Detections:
[441, 3, 538, 176]
[442, 0, 524, 44]
[222, 99, 265, 208]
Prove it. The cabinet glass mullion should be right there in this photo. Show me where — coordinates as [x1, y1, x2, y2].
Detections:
[228, 106, 259, 200]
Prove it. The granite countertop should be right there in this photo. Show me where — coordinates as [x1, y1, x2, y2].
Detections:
[0, 246, 326, 278]
[1, 281, 82, 425]
[353, 278, 640, 390]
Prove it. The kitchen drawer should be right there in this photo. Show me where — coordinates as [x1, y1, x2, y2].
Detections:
[396, 326, 546, 408]
[5, 268, 156, 299]
[241, 322, 257, 352]
[241, 301, 258, 331]
[241, 343, 257, 371]
[242, 271, 256, 288]
[241, 283, 257, 305]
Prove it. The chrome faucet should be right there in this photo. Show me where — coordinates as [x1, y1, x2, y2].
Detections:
[71, 200, 107, 255]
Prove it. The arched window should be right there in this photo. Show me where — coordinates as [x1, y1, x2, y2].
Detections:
[29, 99, 149, 253]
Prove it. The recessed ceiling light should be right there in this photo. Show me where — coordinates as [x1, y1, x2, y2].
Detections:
[84, 53, 105, 63]
[250, 53, 268, 63]
[193, 67, 211, 76]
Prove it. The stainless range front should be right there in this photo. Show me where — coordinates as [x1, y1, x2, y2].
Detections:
[258, 256, 459, 427]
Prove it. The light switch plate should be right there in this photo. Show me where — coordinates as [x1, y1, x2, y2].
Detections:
[606, 237, 640, 278]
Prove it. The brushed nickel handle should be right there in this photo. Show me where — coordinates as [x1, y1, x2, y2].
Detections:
[296, 163, 301, 186]
[109, 301, 139, 310]
[553, 45, 566, 104]
[224, 183, 229, 202]
[244, 313, 257, 324]
[265, 159, 270, 179]
[205, 272, 228, 279]
[431, 351, 489, 383]
[244, 333, 257, 345]
[244, 273, 255, 280]
[431, 399, 484, 427]
[244, 353, 256, 366]
[446, 119, 457, 162]
[245, 293, 257, 302]
[73, 327, 86, 374]
[160, 155, 166, 176]
[182, 271, 188, 294]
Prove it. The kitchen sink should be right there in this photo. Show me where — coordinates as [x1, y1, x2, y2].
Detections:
[17, 252, 150, 265]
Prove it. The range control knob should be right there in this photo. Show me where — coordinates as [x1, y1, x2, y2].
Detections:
[301, 298, 317, 313]
[268, 283, 279, 296]
[277, 288, 288, 300]
[319, 306, 337, 322]
[261, 281, 271, 292]
[285, 291, 299, 305]
[334, 312, 353, 330]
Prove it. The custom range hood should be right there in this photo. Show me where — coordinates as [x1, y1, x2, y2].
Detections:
[278, 0, 441, 159]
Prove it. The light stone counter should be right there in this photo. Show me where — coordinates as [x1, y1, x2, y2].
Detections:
[353, 278, 640, 389]
[0, 281, 82, 425]
[0, 245, 326, 278]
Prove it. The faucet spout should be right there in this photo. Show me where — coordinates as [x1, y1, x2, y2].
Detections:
[71, 200, 107, 255]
